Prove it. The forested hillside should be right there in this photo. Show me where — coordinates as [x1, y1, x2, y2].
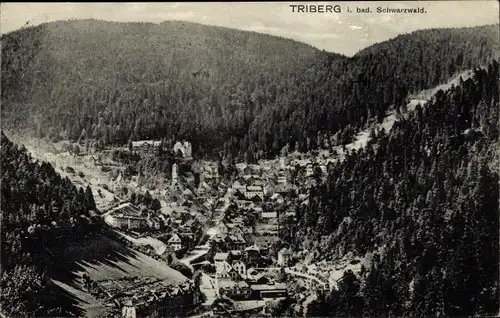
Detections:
[1, 19, 324, 158]
[0, 132, 99, 317]
[289, 62, 500, 316]
[1, 21, 498, 160]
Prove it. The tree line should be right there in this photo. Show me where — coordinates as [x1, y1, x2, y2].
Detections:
[1, 21, 498, 161]
[286, 61, 499, 317]
[0, 132, 100, 317]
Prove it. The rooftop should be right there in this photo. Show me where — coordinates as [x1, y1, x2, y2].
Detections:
[108, 202, 141, 217]
[218, 280, 249, 289]
[247, 185, 263, 191]
[279, 247, 292, 255]
[250, 283, 287, 291]
[261, 212, 277, 219]
[214, 252, 229, 261]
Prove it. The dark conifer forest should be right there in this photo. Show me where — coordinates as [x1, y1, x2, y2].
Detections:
[0, 132, 99, 317]
[293, 62, 500, 317]
[1, 19, 499, 317]
[1, 21, 498, 160]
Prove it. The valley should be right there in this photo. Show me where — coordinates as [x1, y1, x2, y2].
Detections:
[1, 16, 499, 318]
[5, 68, 479, 317]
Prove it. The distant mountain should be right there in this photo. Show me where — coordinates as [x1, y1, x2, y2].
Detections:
[247, 24, 499, 157]
[1, 19, 327, 157]
[1, 20, 498, 161]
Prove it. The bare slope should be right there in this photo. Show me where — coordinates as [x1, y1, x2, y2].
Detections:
[41, 234, 188, 317]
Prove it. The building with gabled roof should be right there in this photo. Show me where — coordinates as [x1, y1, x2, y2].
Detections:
[214, 252, 229, 268]
[277, 170, 287, 184]
[225, 233, 247, 251]
[167, 233, 183, 251]
[278, 247, 293, 266]
[232, 259, 247, 278]
[246, 268, 269, 285]
[245, 185, 263, 199]
[306, 163, 314, 177]
[232, 179, 247, 193]
[216, 260, 233, 277]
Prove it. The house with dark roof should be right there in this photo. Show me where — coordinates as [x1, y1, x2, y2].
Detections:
[225, 234, 247, 251]
[214, 252, 229, 268]
[250, 283, 287, 299]
[246, 268, 269, 285]
[219, 280, 251, 300]
[232, 259, 247, 278]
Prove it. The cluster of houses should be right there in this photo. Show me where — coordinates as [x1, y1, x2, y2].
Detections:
[115, 278, 199, 318]
[212, 248, 287, 301]
[96, 137, 353, 318]
[105, 151, 332, 251]
[103, 199, 207, 254]
[104, 148, 338, 311]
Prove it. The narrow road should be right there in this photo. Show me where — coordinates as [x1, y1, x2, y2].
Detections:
[254, 267, 330, 287]
[284, 268, 329, 287]
[180, 225, 220, 268]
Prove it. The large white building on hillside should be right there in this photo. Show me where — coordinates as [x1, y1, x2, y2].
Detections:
[173, 141, 192, 159]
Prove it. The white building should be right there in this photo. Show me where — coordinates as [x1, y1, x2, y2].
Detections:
[236, 200, 253, 209]
[306, 163, 314, 177]
[319, 165, 327, 175]
[279, 157, 289, 169]
[204, 164, 219, 179]
[245, 185, 263, 199]
[278, 248, 293, 266]
[232, 180, 247, 195]
[214, 253, 229, 269]
[261, 211, 278, 222]
[173, 141, 192, 159]
[183, 141, 192, 158]
[277, 170, 287, 184]
[172, 163, 178, 184]
[104, 214, 146, 230]
[131, 140, 161, 148]
[167, 233, 183, 251]
[122, 300, 136, 318]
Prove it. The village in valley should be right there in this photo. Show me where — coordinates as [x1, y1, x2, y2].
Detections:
[23, 132, 366, 317]
[102, 138, 347, 317]
[1, 6, 498, 318]
[14, 83, 439, 317]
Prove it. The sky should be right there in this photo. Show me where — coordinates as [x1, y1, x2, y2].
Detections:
[1, 1, 498, 56]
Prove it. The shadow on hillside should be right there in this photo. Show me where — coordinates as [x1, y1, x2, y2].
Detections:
[42, 234, 142, 284]
[33, 232, 187, 316]
[45, 281, 88, 317]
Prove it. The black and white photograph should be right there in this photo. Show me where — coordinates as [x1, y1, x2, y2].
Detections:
[0, 1, 499, 317]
